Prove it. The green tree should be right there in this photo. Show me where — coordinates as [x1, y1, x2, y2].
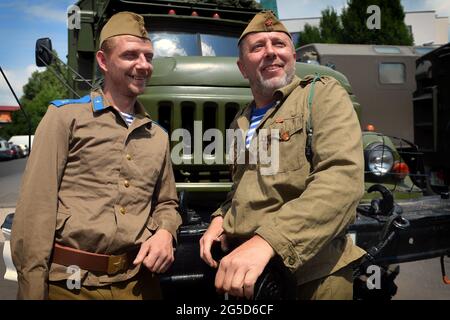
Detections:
[209, 0, 261, 9]
[319, 7, 342, 43]
[297, 7, 342, 47]
[340, 0, 413, 45]
[0, 53, 68, 138]
[297, 24, 322, 47]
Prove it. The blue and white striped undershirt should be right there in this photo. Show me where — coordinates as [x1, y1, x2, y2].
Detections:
[246, 102, 274, 149]
[120, 111, 135, 127]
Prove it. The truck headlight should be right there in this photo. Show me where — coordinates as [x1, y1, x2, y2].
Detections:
[366, 143, 394, 176]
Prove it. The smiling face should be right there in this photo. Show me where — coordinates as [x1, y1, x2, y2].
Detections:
[237, 32, 296, 101]
[97, 35, 154, 98]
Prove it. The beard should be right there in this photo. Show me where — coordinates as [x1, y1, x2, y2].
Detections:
[254, 62, 296, 96]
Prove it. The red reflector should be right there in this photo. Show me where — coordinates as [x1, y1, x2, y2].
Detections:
[168, 9, 176, 15]
[366, 124, 375, 132]
[212, 13, 220, 19]
[191, 11, 198, 16]
[393, 161, 409, 179]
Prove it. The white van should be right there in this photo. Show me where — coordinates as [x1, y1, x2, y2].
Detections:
[8, 135, 34, 150]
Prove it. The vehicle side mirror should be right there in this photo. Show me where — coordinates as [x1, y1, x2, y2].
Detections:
[35, 38, 53, 67]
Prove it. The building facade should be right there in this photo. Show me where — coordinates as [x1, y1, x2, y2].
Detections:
[0, 106, 19, 128]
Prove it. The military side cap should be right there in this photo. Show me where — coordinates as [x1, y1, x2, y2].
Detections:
[100, 11, 148, 47]
[239, 11, 291, 45]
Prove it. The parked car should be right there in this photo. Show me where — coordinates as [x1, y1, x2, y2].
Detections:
[0, 140, 15, 160]
[8, 135, 33, 152]
[10, 144, 24, 158]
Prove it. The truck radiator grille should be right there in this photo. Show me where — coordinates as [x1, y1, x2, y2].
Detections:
[155, 100, 241, 182]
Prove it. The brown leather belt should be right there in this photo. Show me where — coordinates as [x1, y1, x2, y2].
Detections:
[52, 243, 139, 275]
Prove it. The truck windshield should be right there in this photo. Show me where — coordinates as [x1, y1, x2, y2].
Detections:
[149, 32, 238, 57]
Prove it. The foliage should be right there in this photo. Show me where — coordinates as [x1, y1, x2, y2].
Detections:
[340, 0, 413, 45]
[320, 7, 342, 43]
[204, 0, 261, 9]
[297, 7, 342, 47]
[0, 52, 68, 138]
[297, 0, 413, 47]
[297, 24, 322, 47]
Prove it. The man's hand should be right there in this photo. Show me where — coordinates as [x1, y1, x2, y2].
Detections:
[215, 235, 275, 299]
[133, 229, 174, 273]
[199, 216, 227, 268]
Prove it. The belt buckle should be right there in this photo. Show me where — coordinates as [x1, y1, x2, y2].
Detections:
[107, 254, 127, 275]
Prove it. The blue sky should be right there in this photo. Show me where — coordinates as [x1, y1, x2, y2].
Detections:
[0, 0, 449, 105]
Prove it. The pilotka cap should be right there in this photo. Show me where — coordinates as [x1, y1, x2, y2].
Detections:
[238, 10, 292, 45]
[99, 11, 148, 47]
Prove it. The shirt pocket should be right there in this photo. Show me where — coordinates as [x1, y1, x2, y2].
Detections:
[264, 114, 305, 173]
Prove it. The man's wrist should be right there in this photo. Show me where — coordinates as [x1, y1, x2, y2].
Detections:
[252, 234, 276, 258]
[211, 209, 224, 220]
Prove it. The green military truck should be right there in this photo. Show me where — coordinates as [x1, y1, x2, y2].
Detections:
[3, 0, 450, 300]
[295, 43, 443, 195]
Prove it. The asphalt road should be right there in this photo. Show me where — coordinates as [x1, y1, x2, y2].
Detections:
[0, 158, 26, 208]
[0, 242, 17, 300]
[395, 257, 450, 299]
[0, 158, 449, 300]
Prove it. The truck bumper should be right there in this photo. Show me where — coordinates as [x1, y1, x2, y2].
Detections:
[3, 196, 450, 299]
[351, 195, 450, 264]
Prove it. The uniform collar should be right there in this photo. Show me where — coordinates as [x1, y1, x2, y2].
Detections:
[90, 88, 151, 120]
[244, 75, 302, 116]
[272, 75, 301, 101]
[134, 100, 151, 120]
[237, 76, 301, 130]
[90, 89, 109, 112]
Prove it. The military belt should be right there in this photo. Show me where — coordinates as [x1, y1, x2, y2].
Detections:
[52, 243, 139, 275]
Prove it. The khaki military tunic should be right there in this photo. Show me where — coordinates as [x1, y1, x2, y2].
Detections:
[11, 89, 181, 299]
[213, 75, 366, 285]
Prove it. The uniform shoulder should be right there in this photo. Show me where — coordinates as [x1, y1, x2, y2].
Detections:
[300, 74, 337, 87]
[50, 95, 91, 108]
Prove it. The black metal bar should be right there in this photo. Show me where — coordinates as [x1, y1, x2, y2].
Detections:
[39, 46, 93, 90]
[37, 56, 81, 99]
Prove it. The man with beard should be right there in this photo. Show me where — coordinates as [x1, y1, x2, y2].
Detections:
[200, 11, 365, 300]
[11, 12, 181, 300]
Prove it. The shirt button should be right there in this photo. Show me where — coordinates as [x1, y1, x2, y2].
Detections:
[119, 207, 126, 215]
[126, 154, 132, 160]
[124, 180, 130, 188]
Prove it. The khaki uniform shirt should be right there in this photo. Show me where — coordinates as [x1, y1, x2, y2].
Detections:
[11, 89, 181, 299]
[213, 75, 366, 285]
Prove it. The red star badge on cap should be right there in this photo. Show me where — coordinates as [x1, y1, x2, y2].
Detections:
[265, 18, 273, 26]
